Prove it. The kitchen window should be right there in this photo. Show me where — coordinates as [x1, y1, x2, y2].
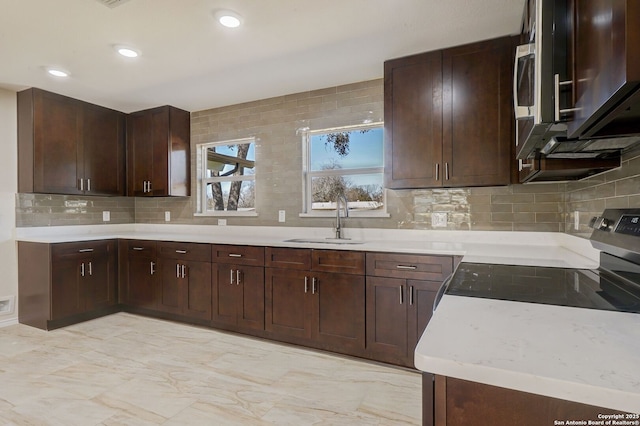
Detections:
[302, 123, 387, 217]
[195, 138, 256, 216]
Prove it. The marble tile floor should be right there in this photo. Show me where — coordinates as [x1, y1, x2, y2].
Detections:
[0, 313, 421, 425]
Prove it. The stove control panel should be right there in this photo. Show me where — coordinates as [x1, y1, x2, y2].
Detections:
[614, 214, 640, 236]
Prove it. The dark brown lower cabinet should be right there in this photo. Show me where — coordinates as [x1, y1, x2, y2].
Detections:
[430, 375, 625, 426]
[18, 240, 118, 330]
[264, 247, 366, 356]
[119, 240, 158, 310]
[212, 263, 264, 331]
[158, 259, 212, 321]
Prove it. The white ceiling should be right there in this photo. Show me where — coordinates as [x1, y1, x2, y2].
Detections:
[0, 0, 524, 113]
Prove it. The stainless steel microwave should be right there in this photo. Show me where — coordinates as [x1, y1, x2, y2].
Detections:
[513, 0, 570, 160]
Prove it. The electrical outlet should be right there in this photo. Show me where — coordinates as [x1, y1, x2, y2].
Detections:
[0, 296, 15, 315]
[102, 211, 110, 222]
[218, 219, 227, 226]
[432, 212, 448, 228]
[278, 210, 286, 223]
[164, 211, 171, 222]
[574, 210, 580, 230]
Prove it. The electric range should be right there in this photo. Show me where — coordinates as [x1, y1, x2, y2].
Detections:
[442, 208, 640, 313]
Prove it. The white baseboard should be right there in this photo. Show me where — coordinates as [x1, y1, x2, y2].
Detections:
[0, 316, 18, 328]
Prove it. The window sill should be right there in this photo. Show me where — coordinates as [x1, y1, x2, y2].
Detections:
[299, 211, 390, 219]
[194, 212, 258, 217]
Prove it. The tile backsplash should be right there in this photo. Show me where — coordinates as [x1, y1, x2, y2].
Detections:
[15, 79, 640, 235]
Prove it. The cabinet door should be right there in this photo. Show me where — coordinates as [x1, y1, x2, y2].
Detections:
[182, 260, 212, 321]
[265, 268, 312, 339]
[126, 110, 155, 196]
[32, 90, 82, 194]
[212, 263, 239, 326]
[83, 242, 117, 311]
[51, 257, 83, 320]
[384, 51, 443, 189]
[442, 37, 512, 187]
[366, 276, 409, 365]
[83, 104, 125, 196]
[158, 259, 184, 315]
[236, 265, 264, 331]
[407, 280, 441, 363]
[313, 272, 365, 352]
[123, 255, 158, 309]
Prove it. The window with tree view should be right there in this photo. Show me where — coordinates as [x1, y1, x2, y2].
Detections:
[197, 138, 256, 215]
[305, 123, 384, 214]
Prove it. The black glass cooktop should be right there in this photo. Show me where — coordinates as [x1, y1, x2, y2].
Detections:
[445, 262, 640, 313]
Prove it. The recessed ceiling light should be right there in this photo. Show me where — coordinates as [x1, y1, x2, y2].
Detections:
[46, 68, 70, 78]
[114, 45, 141, 58]
[215, 10, 242, 28]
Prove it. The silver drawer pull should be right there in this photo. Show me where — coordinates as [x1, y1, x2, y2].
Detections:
[150, 261, 155, 275]
[78, 248, 94, 253]
[132, 247, 144, 251]
[228, 253, 242, 258]
[396, 265, 417, 270]
[176, 250, 188, 254]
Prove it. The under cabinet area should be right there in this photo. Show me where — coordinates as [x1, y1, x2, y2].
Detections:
[384, 36, 513, 189]
[211, 245, 265, 331]
[366, 252, 457, 367]
[18, 240, 118, 330]
[265, 247, 366, 356]
[17, 88, 126, 196]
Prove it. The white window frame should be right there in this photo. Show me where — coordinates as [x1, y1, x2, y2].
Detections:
[194, 137, 257, 217]
[300, 122, 388, 218]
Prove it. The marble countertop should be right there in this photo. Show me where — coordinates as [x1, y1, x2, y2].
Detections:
[15, 223, 600, 268]
[415, 293, 640, 413]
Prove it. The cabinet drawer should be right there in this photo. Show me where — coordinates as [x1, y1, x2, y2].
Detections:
[212, 245, 265, 266]
[52, 240, 112, 259]
[157, 241, 211, 262]
[265, 247, 311, 270]
[124, 239, 157, 257]
[366, 252, 453, 281]
[313, 250, 365, 275]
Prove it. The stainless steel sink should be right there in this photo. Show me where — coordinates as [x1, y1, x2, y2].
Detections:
[284, 238, 365, 245]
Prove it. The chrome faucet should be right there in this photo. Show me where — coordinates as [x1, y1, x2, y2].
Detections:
[335, 193, 349, 239]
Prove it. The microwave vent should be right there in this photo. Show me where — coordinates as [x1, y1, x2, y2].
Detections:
[95, 0, 131, 8]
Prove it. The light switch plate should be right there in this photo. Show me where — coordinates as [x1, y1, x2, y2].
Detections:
[164, 211, 171, 222]
[218, 219, 227, 226]
[102, 211, 110, 222]
[432, 212, 448, 228]
[574, 210, 580, 230]
[278, 210, 286, 222]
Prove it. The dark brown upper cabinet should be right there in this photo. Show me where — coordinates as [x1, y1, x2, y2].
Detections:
[384, 36, 513, 189]
[567, 0, 640, 140]
[18, 88, 126, 195]
[126, 105, 190, 197]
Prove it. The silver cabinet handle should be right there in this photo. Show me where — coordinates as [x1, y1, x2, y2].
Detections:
[228, 253, 242, 258]
[445, 162, 449, 180]
[399, 286, 404, 305]
[518, 159, 533, 171]
[409, 285, 414, 305]
[176, 264, 181, 278]
[143, 180, 147, 193]
[181, 264, 186, 279]
[304, 276, 309, 293]
[88, 261, 92, 276]
[230, 269, 235, 284]
[312, 277, 317, 294]
[79, 178, 84, 191]
[176, 250, 188, 254]
[150, 261, 155, 275]
[78, 248, 94, 253]
[513, 43, 535, 119]
[236, 270, 241, 285]
[435, 163, 440, 181]
[132, 247, 144, 251]
[396, 265, 417, 270]
[554, 73, 580, 121]
[81, 262, 85, 277]
[87, 178, 91, 192]
[148, 181, 152, 192]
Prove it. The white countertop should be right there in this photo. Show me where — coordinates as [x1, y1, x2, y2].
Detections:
[415, 296, 640, 413]
[15, 223, 600, 268]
